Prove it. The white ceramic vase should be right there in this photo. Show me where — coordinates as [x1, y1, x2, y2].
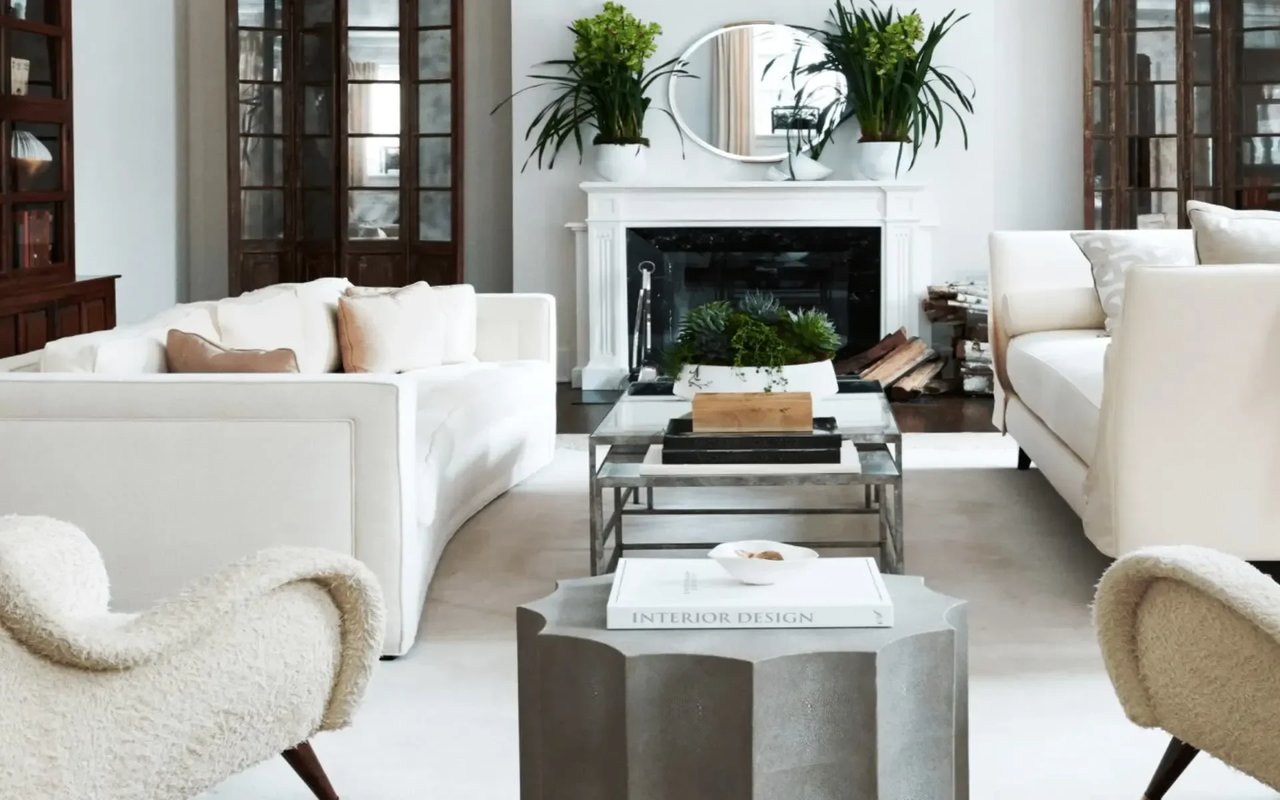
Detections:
[673, 360, 839, 400]
[595, 143, 648, 182]
[857, 141, 905, 181]
[765, 153, 834, 182]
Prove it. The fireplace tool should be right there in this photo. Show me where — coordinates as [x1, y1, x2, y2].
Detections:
[631, 261, 658, 382]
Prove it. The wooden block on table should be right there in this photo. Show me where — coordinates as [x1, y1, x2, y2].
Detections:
[692, 392, 814, 433]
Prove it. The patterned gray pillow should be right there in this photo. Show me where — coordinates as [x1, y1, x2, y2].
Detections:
[1071, 232, 1198, 333]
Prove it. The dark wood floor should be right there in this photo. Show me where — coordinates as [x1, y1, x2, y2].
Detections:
[556, 384, 996, 435]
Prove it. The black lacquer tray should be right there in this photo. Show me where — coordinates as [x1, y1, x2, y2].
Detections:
[661, 417, 842, 465]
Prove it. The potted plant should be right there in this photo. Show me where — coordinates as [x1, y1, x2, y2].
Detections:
[785, 2, 975, 180]
[665, 293, 844, 399]
[494, 2, 689, 182]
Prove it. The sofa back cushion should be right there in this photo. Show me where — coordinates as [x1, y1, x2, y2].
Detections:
[345, 283, 477, 363]
[39, 304, 219, 374]
[213, 278, 349, 373]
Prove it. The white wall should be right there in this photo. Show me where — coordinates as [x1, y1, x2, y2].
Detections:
[508, 0, 1077, 378]
[73, 0, 186, 324]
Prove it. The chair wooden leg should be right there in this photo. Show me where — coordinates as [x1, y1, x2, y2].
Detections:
[1017, 448, 1032, 471]
[1143, 736, 1199, 800]
[282, 741, 339, 800]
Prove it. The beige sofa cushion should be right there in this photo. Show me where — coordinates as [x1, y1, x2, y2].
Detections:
[1006, 330, 1108, 464]
[346, 284, 476, 363]
[337, 282, 445, 373]
[1187, 200, 1280, 264]
[215, 278, 350, 373]
[39, 304, 219, 374]
[165, 330, 299, 373]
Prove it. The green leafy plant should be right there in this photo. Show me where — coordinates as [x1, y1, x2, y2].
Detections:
[782, 2, 976, 174]
[664, 293, 843, 383]
[493, 2, 690, 170]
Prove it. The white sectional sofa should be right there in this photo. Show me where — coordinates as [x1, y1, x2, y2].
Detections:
[0, 279, 557, 655]
[990, 231, 1280, 560]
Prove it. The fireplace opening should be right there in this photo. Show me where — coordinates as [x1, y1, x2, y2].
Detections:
[626, 226, 881, 373]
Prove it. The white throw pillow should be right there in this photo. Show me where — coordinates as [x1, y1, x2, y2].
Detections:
[1071, 231, 1198, 333]
[40, 305, 218, 374]
[1187, 200, 1280, 264]
[345, 283, 477, 363]
[216, 291, 309, 363]
[215, 278, 350, 373]
[337, 282, 446, 373]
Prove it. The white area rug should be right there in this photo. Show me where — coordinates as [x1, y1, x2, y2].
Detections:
[207, 434, 1276, 799]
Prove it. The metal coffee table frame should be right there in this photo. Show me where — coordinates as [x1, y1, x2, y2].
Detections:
[587, 394, 904, 577]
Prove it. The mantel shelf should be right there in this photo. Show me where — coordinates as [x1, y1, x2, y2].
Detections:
[580, 181, 928, 192]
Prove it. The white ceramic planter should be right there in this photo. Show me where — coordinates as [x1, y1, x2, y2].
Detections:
[765, 153, 834, 182]
[673, 360, 839, 400]
[857, 141, 905, 181]
[595, 143, 648, 182]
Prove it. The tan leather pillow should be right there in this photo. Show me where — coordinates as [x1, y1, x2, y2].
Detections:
[337, 282, 445, 373]
[165, 329, 299, 373]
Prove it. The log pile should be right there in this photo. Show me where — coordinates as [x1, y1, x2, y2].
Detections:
[924, 282, 992, 396]
[833, 327, 943, 401]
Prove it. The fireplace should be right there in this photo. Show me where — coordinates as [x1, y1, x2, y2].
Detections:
[626, 227, 881, 372]
[573, 182, 935, 390]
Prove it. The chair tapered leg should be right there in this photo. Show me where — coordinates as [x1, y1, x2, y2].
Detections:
[1016, 448, 1032, 471]
[282, 741, 339, 800]
[1143, 736, 1199, 800]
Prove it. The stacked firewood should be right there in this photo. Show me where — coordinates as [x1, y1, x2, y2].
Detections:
[834, 281, 993, 400]
[925, 282, 992, 396]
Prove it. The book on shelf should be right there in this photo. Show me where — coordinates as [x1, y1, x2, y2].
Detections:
[606, 557, 893, 630]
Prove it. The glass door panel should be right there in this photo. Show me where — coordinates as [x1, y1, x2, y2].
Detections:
[1234, 1, 1280, 208]
[8, 0, 60, 25]
[8, 29, 58, 97]
[11, 122, 59, 192]
[12, 201, 59, 269]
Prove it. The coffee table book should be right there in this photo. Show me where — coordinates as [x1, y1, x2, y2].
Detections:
[606, 558, 893, 630]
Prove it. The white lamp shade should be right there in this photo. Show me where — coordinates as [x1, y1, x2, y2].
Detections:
[12, 130, 52, 162]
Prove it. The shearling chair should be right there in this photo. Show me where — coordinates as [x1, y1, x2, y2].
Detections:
[0, 515, 385, 800]
[1094, 546, 1280, 799]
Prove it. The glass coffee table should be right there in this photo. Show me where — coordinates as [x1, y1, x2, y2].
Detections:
[587, 392, 903, 577]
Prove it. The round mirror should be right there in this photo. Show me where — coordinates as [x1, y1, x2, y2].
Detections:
[669, 23, 846, 163]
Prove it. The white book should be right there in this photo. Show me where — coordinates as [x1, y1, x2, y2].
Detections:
[607, 558, 893, 630]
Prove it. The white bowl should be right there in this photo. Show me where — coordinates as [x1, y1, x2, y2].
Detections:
[708, 540, 819, 585]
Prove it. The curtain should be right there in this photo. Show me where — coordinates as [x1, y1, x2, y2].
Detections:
[348, 61, 378, 188]
[712, 28, 756, 155]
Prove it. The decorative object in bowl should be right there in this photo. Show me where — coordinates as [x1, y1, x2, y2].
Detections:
[709, 540, 819, 585]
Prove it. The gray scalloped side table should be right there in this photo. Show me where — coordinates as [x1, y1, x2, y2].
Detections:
[517, 574, 968, 800]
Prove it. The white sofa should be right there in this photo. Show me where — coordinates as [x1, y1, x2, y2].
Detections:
[0, 279, 557, 655]
[990, 231, 1280, 560]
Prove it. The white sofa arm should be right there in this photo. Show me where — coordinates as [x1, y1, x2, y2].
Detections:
[0, 373, 418, 652]
[475, 293, 556, 370]
[1088, 266, 1280, 559]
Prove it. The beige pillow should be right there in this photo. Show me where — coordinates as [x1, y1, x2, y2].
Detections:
[1187, 200, 1280, 264]
[344, 283, 477, 363]
[337, 282, 446, 373]
[165, 330, 299, 373]
[1071, 231, 1198, 333]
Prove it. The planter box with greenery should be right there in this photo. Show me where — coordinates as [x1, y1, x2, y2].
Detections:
[666, 293, 845, 399]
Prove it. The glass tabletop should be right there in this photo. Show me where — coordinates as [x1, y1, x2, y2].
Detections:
[590, 393, 901, 445]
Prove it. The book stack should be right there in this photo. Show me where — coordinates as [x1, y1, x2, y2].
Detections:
[606, 557, 894, 630]
[15, 209, 53, 270]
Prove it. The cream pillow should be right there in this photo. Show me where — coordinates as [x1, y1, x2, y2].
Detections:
[216, 290, 309, 363]
[1187, 200, 1280, 264]
[345, 283, 477, 363]
[1071, 231, 1198, 333]
[337, 282, 446, 373]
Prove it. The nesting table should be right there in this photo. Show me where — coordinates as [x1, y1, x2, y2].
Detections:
[517, 574, 968, 800]
[586, 392, 905, 577]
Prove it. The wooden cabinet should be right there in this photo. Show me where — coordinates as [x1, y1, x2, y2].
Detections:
[1087, 0, 1280, 228]
[228, 0, 464, 293]
[0, 0, 116, 358]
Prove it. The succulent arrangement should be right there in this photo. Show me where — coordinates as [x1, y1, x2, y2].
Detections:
[664, 293, 843, 385]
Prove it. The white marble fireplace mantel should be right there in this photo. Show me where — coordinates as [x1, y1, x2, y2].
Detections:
[569, 181, 938, 390]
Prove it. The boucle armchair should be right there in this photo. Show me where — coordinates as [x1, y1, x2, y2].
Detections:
[0, 515, 385, 800]
[1094, 547, 1280, 799]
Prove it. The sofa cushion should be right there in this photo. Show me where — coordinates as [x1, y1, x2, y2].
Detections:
[1006, 330, 1108, 464]
[1187, 200, 1280, 264]
[40, 304, 218, 374]
[337, 283, 445, 373]
[1071, 231, 1198, 333]
[215, 278, 349, 373]
[345, 283, 477, 364]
